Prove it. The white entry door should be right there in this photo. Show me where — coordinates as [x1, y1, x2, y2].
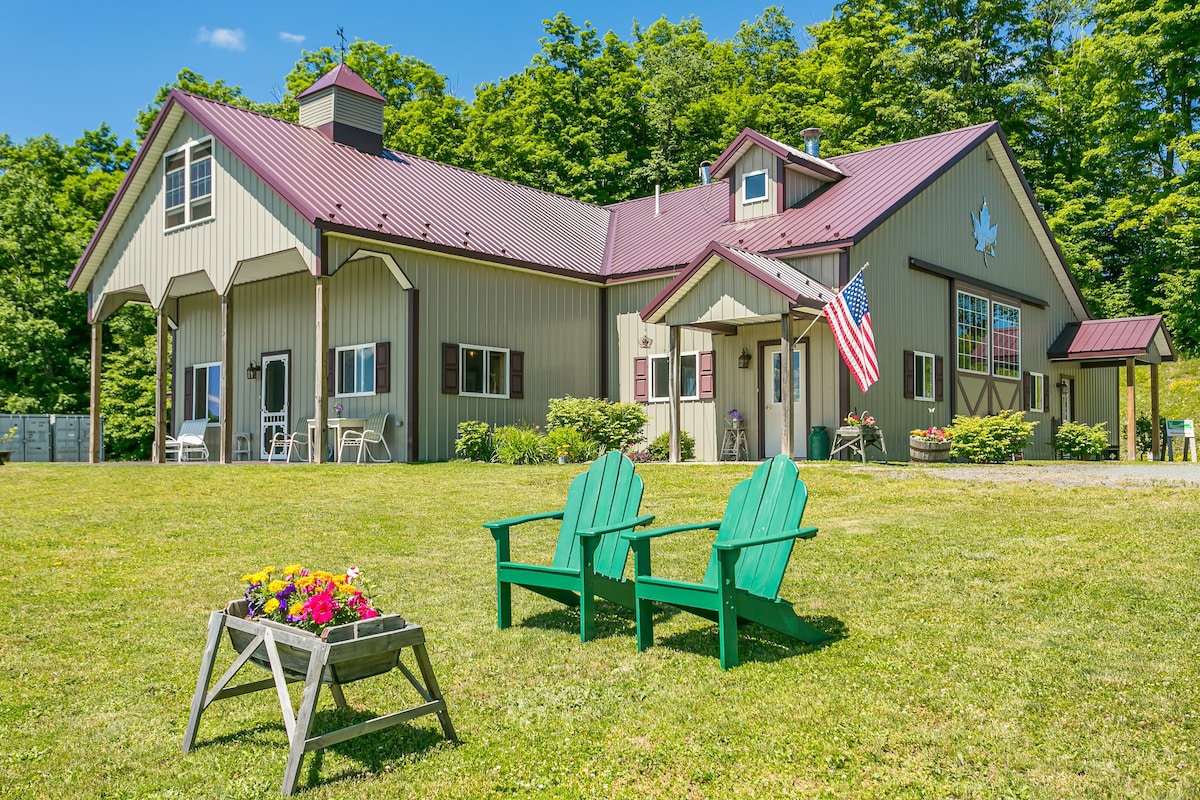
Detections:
[763, 346, 807, 458]
[260, 353, 289, 459]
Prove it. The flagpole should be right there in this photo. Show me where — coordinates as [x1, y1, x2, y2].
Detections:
[793, 262, 869, 346]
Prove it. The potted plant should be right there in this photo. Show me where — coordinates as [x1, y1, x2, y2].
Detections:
[909, 426, 953, 462]
[837, 411, 878, 439]
[727, 409, 744, 429]
[0, 426, 17, 465]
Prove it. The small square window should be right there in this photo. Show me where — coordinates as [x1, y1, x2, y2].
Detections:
[336, 343, 376, 396]
[459, 344, 509, 398]
[1029, 372, 1045, 412]
[914, 352, 936, 401]
[743, 170, 768, 204]
[649, 353, 699, 401]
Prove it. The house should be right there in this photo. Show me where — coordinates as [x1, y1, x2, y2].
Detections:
[69, 64, 1175, 464]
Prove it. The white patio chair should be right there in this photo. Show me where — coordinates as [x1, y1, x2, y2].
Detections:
[340, 411, 392, 463]
[269, 416, 310, 463]
[166, 419, 210, 462]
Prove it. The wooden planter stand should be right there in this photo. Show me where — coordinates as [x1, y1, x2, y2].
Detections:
[183, 600, 457, 795]
[830, 426, 888, 463]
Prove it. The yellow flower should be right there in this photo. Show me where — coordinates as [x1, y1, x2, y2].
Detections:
[240, 574, 254, 583]
[310, 571, 334, 583]
[289, 602, 304, 616]
[264, 598, 280, 614]
[332, 575, 347, 586]
[283, 564, 302, 576]
[338, 583, 356, 594]
[267, 580, 285, 593]
[295, 576, 315, 588]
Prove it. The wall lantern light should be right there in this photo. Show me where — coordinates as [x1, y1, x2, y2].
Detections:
[737, 348, 752, 369]
[1055, 379, 1070, 395]
[246, 361, 262, 380]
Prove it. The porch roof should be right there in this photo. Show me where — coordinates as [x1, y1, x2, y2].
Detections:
[1048, 315, 1175, 364]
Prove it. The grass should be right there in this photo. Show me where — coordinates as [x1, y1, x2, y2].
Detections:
[1122, 356, 1200, 457]
[2, 460, 1199, 799]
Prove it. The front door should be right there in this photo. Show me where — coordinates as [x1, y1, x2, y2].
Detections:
[260, 352, 289, 459]
[763, 346, 806, 458]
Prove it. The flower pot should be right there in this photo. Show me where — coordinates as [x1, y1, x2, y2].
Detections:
[909, 438, 951, 463]
[557, 455, 567, 465]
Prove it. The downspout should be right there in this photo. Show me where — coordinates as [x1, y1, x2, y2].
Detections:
[407, 288, 419, 462]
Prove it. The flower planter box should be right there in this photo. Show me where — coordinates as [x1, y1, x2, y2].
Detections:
[909, 438, 951, 463]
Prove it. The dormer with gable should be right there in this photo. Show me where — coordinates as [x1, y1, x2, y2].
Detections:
[710, 128, 844, 222]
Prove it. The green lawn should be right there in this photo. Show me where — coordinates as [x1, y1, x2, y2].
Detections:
[2, 461, 1198, 799]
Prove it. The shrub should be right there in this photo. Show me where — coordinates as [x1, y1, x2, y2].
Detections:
[1054, 420, 1111, 460]
[948, 410, 1037, 463]
[648, 430, 695, 461]
[492, 425, 553, 465]
[546, 396, 649, 452]
[546, 426, 600, 463]
[454, 421, 494, 462]
[627, 449, 653, 463]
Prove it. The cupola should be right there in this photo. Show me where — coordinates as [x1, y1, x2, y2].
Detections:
[296, 64, 386, 156]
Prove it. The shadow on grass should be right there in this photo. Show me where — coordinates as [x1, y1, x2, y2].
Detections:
[656, 614, 848, 666]
[518, 600, 685, 640]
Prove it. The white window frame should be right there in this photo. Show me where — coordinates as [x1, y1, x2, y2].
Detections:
[335, 343, 377, 398]
[1029, 372, 1045, 412]
[459, 344, 509, 399]
[956, 290, 990, 376]
[648, 352, 699, 402]
[192, 361, 221, 424]
[914, 351, 936, 402]
[991, 301, 1021, 380]
[163, 138, 214, 231]
[742, 169, 769, 205]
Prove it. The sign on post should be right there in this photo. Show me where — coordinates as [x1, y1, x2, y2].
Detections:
[1164, 419, 1196, 462]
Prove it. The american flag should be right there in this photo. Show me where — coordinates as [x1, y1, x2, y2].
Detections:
[824, 270, 879, 392]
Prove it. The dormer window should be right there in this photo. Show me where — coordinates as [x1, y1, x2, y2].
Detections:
[164, 140, 214, 230]
[742, 169, 768, 204]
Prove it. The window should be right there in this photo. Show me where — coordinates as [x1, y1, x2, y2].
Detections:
[915, 352, 936, 401]
[461, 345, 509, 398]
[743, 169, 768, 204]
[1028, 372, 1045, 412]
[192, 362, 221, 423]
[649, 353, 699, 401]
[992, 302, 1021, 379]
[335, 343, 376, 396]
[164, 139, 214, 229]
[956, 291, 1021, 380]
[956, 291, 989, 374]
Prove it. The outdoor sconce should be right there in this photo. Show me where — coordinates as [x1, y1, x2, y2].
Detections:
[1055, 379, 1068, 395]
[737, 348, 752, 369]
[246, 361, 261, 380]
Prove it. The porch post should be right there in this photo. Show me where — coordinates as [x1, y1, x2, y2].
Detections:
[314, 276, 330, 464]
[219, 293, 233, 463]
[153, 308, 169, 464]
[668, 325, 681, 463]
[1125, 357, 1136, 461]
[89, 320, 103, 464]
[781, 313, 793, 460]
[1150, 362, 1160, 461]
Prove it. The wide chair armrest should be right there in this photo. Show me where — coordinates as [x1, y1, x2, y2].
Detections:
[623, 520, 722, 542]
[483, 510, 565, 532]
[577, 514, 655, 538]
[713, 526, 818, 551]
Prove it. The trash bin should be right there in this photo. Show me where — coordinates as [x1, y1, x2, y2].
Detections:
[808, 425, 830, 461]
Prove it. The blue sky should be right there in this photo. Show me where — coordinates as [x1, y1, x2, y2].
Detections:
[3, 1, 837, 146]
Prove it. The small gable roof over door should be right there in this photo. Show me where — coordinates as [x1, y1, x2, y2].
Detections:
[1048, 315, 1176, 363]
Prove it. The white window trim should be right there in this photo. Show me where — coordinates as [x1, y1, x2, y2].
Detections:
[163, 138, 215, 232]
[957, 290, 990, 376]
[648, 351, 700, 402]
[742, 169, 769, 205]
[991, 300, 1021, 381]
[914, 351, 936, 402]
[1029, 372, 1045, 412]
[334, 343, 377, 398]
[193, 361, 221, 425]
[459, 343, 510, 399]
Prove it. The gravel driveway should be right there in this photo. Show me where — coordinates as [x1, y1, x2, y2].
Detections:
[859, 460, 1200, 489]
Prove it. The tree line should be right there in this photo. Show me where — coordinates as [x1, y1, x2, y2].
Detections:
[1, 1, 1195, 457]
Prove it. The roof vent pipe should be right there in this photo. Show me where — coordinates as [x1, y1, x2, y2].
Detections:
[801, 127, 823, 158]
[699, 160, 712, 185]
[655, 184, 661, 217]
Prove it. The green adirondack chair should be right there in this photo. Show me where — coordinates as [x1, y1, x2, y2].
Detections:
[484, 452, 653, 642]
[623, 454, 829, 669]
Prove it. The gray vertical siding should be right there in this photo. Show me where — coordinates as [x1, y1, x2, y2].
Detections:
[298, 89, 335, 128]
[334, 91, 384, 134]
[785, 172, 826, 209]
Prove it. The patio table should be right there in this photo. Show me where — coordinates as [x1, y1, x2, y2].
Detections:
[307, 418, 367, 462]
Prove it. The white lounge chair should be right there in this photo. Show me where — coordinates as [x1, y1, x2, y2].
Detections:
[166, 419, 210, 462]
[269, 416, 310, 463]
[340, 411, 392, 463]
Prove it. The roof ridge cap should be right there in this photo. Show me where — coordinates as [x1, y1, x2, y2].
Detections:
[831, 121, 998, 161]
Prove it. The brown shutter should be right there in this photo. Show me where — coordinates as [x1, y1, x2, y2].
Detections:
[934, 356, 944, 402]
[441, 343, 459, 394]
[633, 357, 649, 402]
[1043, 375, 1050, 412]
[182, 366, 194, 421]
[328, 348, 336, 395]
[1023, 372, 1031, 410]
[903, 350, 915, 399]
[509, 350, 524, 399]
[375, 341, 390, 394]
[698, 351, 715, 399]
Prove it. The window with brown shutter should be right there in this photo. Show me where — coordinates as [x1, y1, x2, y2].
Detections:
[375, 341, 390, 394]
[509, 350, 524, 399]
[183, 366, 194, 421]
[934, 355, 944, 401]
[441, 343, 459, 395]
[903, 350, 915, 399]
[327, 348, 336, 395]
[698, 351, 715, 399]
[633, 357, 648, 402]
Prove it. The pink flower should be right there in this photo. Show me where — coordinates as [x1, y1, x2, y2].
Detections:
[305, 592, 336, 625]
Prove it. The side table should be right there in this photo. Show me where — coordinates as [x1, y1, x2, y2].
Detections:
[720, 427, 749, 461]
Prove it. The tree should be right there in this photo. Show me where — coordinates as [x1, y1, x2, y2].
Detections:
[135, 69, 261, 141]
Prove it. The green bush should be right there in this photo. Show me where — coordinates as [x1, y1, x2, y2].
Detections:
[546, 426, 600, 463]
[648, 430, 695, 461]
[948, 410, 1038, 463]
[1054, 420, 1111, 459]
[545, 396, 649, 452]
[454, 421, 494, 461]
[492, 425, 553, 465]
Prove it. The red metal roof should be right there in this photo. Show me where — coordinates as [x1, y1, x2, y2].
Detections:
[710, 128, 843, 181]
[296, 63, 386, 101]
[1048, 316, 1175, 361]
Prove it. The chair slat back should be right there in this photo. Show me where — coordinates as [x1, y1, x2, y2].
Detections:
[701, 455, 809, 598]
[293, 417, 310, 436]
[178, 419, 209, 439]
[363, 412, 390, 442]
[551, 452, 642, 580]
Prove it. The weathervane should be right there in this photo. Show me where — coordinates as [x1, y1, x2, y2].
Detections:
[336, 26, 347, 62]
